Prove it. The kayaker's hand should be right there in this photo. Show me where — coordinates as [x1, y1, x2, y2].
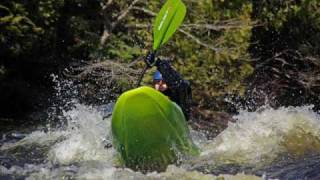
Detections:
[144, 52, 156, 68]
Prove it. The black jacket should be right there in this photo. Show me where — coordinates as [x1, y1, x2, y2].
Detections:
[155, 59, 192, 120]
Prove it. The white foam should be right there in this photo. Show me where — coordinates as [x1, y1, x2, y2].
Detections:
[191, 106, 320, 168]
[48, 104, 115, 165]
[3, 104, 319, 179]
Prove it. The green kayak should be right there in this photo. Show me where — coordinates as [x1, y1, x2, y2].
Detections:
[112, 86, 199, 171]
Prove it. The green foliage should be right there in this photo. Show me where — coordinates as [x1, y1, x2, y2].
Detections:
[253, 0, 319, 30]
[0, 66, 5, 77]
[37, 0, 64, 26]
[93, 33, 142, 62]
[160, 1, 253, 108]
[252, 0, 320, 56]
[0, 2, 43, 57]
[0, 0, 102, 59]
[1, 0, 319, 110]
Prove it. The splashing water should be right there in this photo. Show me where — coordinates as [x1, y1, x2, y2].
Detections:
[1, 103, 262, 179]
[1, 77, 320, 179]
[188, 106, 320, 177]
[48, 104, 114, 165]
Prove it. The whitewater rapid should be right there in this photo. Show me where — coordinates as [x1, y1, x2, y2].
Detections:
[1, 103, 320, 179]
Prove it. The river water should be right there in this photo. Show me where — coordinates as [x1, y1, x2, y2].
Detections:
[1, 79, 320, 180]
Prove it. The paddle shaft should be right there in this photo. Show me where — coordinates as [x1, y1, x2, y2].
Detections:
[135, 0, 186, 87]
[136, 65, 148, 87]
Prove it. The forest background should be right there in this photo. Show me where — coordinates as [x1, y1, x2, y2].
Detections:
[0, 0, 319, 130]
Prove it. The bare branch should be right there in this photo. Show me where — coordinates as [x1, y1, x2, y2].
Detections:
[182, 23, 255, 31]
[132, 7, 156, 16]
[178, 29, 220, 52]
[125, 23, 151, 28]
[131, 7, 258, 31]
[112, 0, 142, 29]
[125, 22, 255, 31]
[100, 0, 144, 46]
[64, 60, 140, 81]
[101, 0, 114, 10]
[100, 31, 111, 46]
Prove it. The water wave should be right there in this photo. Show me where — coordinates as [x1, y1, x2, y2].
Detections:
[3, 104, 320, 179]
[190, 106, 320, 171]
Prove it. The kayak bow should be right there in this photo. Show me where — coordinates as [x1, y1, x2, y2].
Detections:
[112, 86, 198, 171]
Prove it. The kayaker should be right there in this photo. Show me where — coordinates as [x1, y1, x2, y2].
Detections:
[153, 70, 168, 92]
[145, 52, 192, 120]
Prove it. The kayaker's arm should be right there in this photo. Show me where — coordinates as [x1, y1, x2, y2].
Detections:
[155, 59, 182, 88]
[155, 59, 192, 120]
